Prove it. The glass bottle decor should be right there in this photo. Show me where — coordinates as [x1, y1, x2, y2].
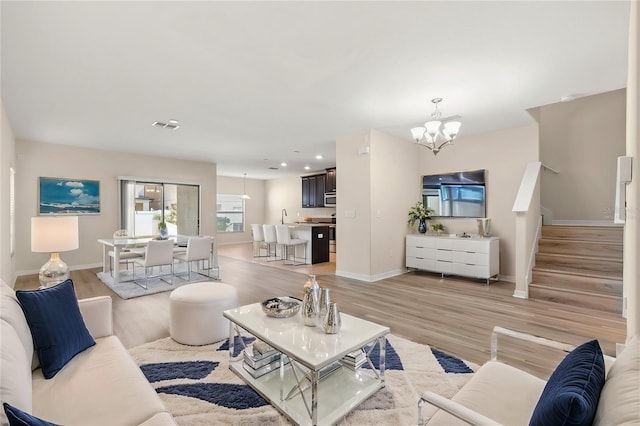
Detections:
[304, 274, 319, 290]
[302, 286, 319, 327]
[322, 302, 342, 334]
[319, 288, 331, 318]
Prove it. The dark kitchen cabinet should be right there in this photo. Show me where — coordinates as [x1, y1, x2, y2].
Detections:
[325, 167, 337, 193]
[301, 174, 326, 208]
[315, 175, 325, 206]
[311, 226, 330, 263]
[302, 177, 311, 207]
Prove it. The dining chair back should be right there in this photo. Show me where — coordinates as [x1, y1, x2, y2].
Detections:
[133, 239, 174, 289]
[173, 236, 214, 281]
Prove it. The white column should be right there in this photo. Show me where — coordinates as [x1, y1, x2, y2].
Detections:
[625, 0, 640, 339]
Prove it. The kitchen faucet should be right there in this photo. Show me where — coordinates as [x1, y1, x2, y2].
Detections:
[281, 208, 288, 224]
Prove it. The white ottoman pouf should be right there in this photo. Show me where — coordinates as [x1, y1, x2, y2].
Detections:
[169, 281, 238, 345]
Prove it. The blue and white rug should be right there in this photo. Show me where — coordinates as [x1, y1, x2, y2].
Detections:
[129, 334, 478, 425]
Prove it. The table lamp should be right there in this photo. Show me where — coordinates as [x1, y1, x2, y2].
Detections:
[31, 216, 79, 289]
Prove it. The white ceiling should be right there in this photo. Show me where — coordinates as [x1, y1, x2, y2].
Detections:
[1, 1, 630, 179]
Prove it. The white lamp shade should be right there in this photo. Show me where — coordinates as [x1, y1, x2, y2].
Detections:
[443, 121, 462, 139]
[410, 127, 425, 142]
[424, 120, 441, 137]
[31, 216, 79, 253]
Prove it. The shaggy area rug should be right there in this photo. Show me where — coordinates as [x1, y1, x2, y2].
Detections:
[129, 334, 478, 425]
[96, 264, 219, 299]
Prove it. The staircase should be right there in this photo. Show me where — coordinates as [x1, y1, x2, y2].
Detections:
[529, 225, 623, 314]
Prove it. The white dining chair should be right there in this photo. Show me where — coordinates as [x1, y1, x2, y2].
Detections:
[275, 225, 307, 266]
[262, 224, 279, 262]
[133, 239, 175, 289]
[173, 236, 213, 281]
[108, 229, 142, 277]
[251, 224, 268, 258]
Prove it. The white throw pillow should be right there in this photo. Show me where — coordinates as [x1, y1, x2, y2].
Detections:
[592, 335, 640, 426]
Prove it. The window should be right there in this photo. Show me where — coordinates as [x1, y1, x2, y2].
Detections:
[119, 179, 200, 237]
[217, 194, 245, 233]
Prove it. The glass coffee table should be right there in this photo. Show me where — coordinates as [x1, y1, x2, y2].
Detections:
[223, 303, 390, 426]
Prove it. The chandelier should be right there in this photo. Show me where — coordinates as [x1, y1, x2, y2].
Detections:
[410, 98, 462, 155]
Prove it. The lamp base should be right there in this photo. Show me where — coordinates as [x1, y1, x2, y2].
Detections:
[39, 252, 70, 289]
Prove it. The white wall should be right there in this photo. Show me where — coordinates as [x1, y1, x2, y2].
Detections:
[334, 126, 536, 282]
[419, 124, 540, 280]
[264, 175, 336, 225]
[16, 140, 217, 274]
[216, 175, 266, 245]
[536, 89, 626, 223]
[1, 102, 17, 286]
[335, 130, 372, 278]
[369, 129, 420, 279]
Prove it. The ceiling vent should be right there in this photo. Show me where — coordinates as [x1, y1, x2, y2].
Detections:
[152, 119, 180, 130]
[268, 167, 279, 170]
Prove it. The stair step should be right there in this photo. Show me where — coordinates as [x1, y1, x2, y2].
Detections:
[541, 225, 623, 242]
[535, 253, 623, 278]
[538, 238, 622, 259]
[529, 283, 622, 314]
[531, 270, 622, 296]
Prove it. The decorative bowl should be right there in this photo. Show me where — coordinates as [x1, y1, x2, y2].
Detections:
[261, 297, 302, 318]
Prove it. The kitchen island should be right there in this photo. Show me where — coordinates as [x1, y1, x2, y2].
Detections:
[287, 223, 331, 264]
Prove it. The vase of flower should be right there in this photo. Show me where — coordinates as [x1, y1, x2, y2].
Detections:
[408, 202, 435, 233]
[158, 222, 168, 239]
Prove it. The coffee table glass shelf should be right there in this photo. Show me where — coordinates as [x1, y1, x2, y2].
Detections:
[224, 303, 390, 426]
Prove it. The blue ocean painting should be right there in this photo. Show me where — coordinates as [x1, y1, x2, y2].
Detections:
[39, 177, 100, 214]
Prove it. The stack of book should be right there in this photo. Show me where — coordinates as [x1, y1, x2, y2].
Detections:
[341, 349, 366, 370]
[243, 342, 288, 379]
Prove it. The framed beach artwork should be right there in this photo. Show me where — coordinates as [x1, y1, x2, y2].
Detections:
[38, 177, 101, 215]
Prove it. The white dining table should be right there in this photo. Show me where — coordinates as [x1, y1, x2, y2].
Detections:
[97, 236, 217, 285]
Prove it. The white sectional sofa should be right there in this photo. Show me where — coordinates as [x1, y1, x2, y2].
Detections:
[419, 326, 640, 426]
[0, 280, 177, 426]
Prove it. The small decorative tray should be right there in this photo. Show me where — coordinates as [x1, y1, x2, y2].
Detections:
[261, 296, 302, 318]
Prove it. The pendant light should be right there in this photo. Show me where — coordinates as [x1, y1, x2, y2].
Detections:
[410, 98, 462, 155]
[241, 173, 251, 200]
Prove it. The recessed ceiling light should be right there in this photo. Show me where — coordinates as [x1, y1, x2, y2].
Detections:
[281, 162, 287, 167]
[304, 165, 310, 170]
[315, 154, 323, 160]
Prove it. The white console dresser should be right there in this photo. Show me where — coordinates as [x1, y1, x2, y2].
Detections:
[406, 234, 499, 284]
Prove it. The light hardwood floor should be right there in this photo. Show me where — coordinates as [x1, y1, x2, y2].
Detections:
[15, 243, 626, 378]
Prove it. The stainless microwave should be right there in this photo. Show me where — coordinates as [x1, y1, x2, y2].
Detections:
[324, 192, 336, 207]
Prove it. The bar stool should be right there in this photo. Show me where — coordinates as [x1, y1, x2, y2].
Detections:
[262, 224, 279, 261]
[275, 225, 307, 266]
[251, 224, 268, 257]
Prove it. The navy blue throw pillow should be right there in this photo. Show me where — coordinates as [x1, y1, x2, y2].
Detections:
[529, 339, 605, 426]
[3, 403, 60, 426]
[16, 279, 95, 379]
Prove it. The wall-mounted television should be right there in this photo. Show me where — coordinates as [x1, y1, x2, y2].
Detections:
[422, 169, 486, 218]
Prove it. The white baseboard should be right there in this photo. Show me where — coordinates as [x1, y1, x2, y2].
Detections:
[513, 289, 528, 299]
[499, 274, 515, 283]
